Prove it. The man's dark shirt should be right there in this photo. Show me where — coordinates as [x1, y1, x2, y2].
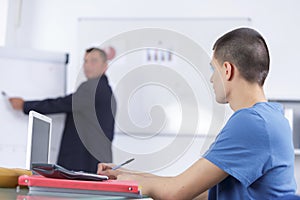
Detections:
[23, 75, 116, 173]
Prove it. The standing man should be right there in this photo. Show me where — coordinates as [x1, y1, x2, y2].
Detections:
[10, 48, 116, 173]
[97, 28, 297, 199]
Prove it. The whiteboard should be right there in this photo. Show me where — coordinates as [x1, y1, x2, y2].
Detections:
[0, 47, 67, 168]
[78, 18, 250, 174]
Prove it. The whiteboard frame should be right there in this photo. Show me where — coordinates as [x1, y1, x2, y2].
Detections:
[0, 47, 68, 94]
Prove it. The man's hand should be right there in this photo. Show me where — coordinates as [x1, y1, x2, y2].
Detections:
[9, 98, 24, 110]
[97, 163, 139, 180]
[97, 163, 120, 179]
[97, 162, 154, 197]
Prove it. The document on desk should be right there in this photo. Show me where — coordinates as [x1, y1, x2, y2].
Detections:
[18, 175, 142, 198]
[31, 163, 109, 181]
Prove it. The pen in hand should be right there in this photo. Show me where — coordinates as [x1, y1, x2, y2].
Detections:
[111, 158, 135, 170]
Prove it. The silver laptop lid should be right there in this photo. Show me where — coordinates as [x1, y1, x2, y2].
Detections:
[26, 111, 52, 170]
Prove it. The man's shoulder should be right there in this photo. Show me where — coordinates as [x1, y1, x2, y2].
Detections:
[86, 75, 110, 86]
[223, 104, 270, 138]
[77, 76, 113, 97]
[229, 106, 263, 125]
[231, 102, 282, 122]
[78, 76, 106, 88]
[225, 102, 285, 138]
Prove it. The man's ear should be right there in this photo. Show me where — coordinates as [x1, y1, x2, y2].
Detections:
[223, 61, 234, 81]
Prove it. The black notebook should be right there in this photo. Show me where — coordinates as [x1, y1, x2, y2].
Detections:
[31, 163, 108, 181]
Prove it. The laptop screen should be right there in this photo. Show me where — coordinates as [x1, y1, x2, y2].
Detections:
[26, 111, 52, 170]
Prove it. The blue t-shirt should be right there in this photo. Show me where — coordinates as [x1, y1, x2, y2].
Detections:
[204, 102, 296, 199]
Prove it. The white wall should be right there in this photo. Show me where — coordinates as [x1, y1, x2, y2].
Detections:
[5, 0, 300, 97]
[4, 0, 300, 194]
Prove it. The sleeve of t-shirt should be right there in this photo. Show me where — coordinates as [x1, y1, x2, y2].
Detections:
[204, 109, 272, 187]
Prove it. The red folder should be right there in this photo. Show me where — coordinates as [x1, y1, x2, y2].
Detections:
[18, 175, 142, 198]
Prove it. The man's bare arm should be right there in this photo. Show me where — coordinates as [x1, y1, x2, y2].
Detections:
[98, 158, 227, 200]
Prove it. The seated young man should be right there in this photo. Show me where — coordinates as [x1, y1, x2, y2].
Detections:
[97, 28, 297, 200]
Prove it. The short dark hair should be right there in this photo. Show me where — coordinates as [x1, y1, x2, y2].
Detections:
[213, 27, 270, 86]
[86, 47, 107, 63]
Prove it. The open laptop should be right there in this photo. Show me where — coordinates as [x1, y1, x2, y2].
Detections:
[25, 111, 107, 180]
[26, 111, 52, 170]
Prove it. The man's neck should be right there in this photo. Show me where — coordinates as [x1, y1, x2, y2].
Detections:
[228, 81, 267, 111]
[87, 73, 105, 80]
